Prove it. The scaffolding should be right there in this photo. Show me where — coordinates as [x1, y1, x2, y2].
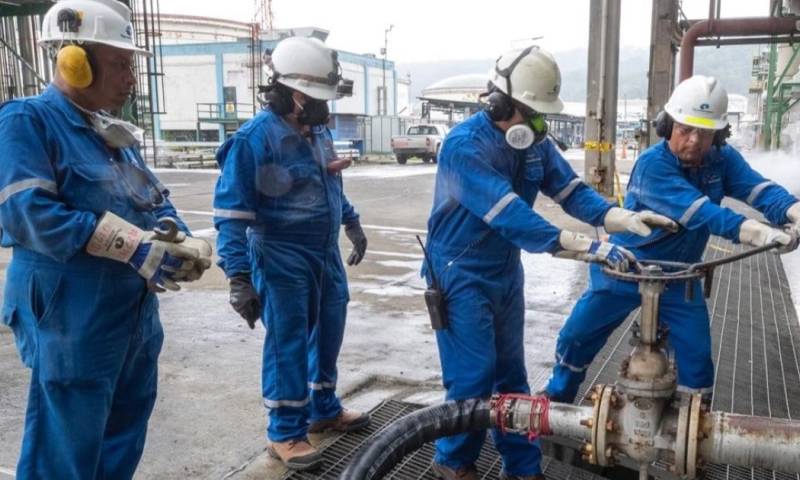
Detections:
[0, 0, 165, 165]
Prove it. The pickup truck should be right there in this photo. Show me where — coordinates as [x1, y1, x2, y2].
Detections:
[390, 124, 449, 164]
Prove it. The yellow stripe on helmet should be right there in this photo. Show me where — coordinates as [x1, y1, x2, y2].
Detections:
[683, 115, 716, 128]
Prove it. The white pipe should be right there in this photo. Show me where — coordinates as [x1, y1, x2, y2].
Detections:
[548, 402, 594, 441]
[701, 411, 800, 473]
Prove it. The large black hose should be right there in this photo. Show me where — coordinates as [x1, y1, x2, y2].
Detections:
[340, 398, 491, 480]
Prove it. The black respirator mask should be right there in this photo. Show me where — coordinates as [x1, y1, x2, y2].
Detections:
[294, 97, 330, 127]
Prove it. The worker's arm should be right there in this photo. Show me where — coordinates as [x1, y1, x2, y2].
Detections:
[440, 138, 561, 253]
[721, 146, 799, 225]
[539, 139, 614, 226]
[213, 135, 260, 277]
[0, 105, 98, 262]
[630, 153, 746, 241]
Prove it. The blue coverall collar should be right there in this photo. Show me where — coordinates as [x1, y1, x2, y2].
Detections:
[41, 85, 94, 130]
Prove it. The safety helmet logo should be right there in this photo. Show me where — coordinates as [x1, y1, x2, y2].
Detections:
[121, 24, 133, 40]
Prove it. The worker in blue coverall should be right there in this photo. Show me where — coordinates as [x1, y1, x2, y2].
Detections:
[544, 75, 800, 405]
[213, 37, 369, 471]
[0, 1, 212, 479]
[423, 46, 678, 480]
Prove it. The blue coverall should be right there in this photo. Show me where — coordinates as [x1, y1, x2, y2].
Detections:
[0, 85, 189, 479]
[545, 140, 800, 402]
[424, 111, 614, 476]
[214, 108, 359, 442]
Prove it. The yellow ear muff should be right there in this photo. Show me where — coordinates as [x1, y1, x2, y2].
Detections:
[57, 45, 93, 89]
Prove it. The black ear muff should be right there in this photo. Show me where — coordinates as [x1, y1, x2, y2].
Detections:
[713, 124, 731, 148]
[485, 91, 514, 122]
[653, 110, 673, 140]
[57, 44, 94, 89]
[264, 81, 294, 116]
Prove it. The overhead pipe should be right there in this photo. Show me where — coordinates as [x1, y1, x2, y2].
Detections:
[679, 15, 800, 81]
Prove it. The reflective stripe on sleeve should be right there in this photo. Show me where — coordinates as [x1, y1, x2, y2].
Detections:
[0, 178, 58, 206]
[553, 178, 583, 203]
[746, 181, 775, 206]
[482, 192, 518, 224]
[678, 196, 709, 227]
[213, 208, 256, 220]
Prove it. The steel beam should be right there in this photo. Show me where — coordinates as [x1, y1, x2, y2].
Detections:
[645, 0, 679, 147]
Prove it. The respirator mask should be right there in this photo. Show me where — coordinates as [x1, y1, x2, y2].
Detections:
[294, 97, 330, 127]
[505, 112, 548, 150]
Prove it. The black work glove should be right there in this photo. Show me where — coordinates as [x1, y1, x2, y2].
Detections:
[345, 221, 368, 266]
[229, 273, 262, 329]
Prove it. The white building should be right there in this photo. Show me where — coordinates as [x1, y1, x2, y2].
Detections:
[149, 15, 408, 151]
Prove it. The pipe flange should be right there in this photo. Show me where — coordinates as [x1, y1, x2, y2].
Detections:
[686, 393, 703, 479]
[595, 385, 615, 467]
[588, 384, 604, 464]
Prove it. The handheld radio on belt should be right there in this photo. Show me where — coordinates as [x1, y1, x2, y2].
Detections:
[416, 235, 448, 330]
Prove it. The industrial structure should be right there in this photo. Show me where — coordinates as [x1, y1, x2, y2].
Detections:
[1, 0, 166, 161]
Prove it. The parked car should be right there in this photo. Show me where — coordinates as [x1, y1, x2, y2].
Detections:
[390, 124, 449, 164]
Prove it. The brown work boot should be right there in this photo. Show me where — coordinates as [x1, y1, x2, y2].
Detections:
[431, 462, 479, 480]
[308, 408, 370, 433]
[267, 438, 324, 471]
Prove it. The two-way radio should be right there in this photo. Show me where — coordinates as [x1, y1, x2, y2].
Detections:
[416, 235, 448, 330]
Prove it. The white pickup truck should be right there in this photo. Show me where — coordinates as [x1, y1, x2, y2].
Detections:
[390, 124, 449, 164]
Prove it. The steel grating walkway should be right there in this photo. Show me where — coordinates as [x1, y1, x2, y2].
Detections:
[577, 239, 800, 480]
[285, 240, 800, 480]
[283, 398, 608, 480]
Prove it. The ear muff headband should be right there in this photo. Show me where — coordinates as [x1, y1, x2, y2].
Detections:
[485, 45, 539, 123]
[654, 110, 729, 147]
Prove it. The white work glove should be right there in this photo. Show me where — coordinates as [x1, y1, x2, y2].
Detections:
[553, 231, 637, 272]
[603, 207, 679, 237]
[86, 212, 201, 291]
[167, 233, 213, 281]
[738, 219, 798, 253]
[786, 202, 800, 236]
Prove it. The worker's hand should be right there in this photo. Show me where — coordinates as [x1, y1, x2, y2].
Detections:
[229, 274, 262, 329]
[171, 236, 213, 281]
[344, 221, 368, 266]
[603, 207, 679, 237]
[86, 212, 200, 292]
[738, 219, 798, 254]
[554, 230, 637, 272]
[786, 202, 800, 237]
[327, 158, 352, 174]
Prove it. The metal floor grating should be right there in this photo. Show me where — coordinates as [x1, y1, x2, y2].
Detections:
[577, 239, 800, 480]
[283, 399, 609, 480]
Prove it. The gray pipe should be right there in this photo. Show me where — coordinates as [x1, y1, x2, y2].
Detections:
[701, 411, 800, 473]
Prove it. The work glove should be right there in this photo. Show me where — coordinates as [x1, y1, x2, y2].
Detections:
[166, 233, 213, 282]
[554, 231, 637, 272]
[85, 212, 200, 292]
[345, 221, 368, 266]
[738, 219, 798, 253]
[603, 207, 679, 237]
[229, 274, 262, 329]
[786, 202, 800, 237]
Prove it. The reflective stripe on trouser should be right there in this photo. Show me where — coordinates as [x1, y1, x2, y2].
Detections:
[545, 272, 714, 403]
[4, 254, 162, 480]
[433, 259, 541, 477]
[251, 238, 348, 441]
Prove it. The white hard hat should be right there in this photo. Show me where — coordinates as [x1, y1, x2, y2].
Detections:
[665, 75, 728, 130]
[268, 37, 341, 101]
[39, 0, 151, 56]
[488, 45, 564, 114]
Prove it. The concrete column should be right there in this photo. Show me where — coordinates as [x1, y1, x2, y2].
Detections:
[585, 0, 621, 196]
[645, 0, 679, 147]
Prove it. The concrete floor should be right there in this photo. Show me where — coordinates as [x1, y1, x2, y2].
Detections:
[1, 153, 798, 479]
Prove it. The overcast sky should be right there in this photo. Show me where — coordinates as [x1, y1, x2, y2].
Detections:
[156, 0, 770, 62]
